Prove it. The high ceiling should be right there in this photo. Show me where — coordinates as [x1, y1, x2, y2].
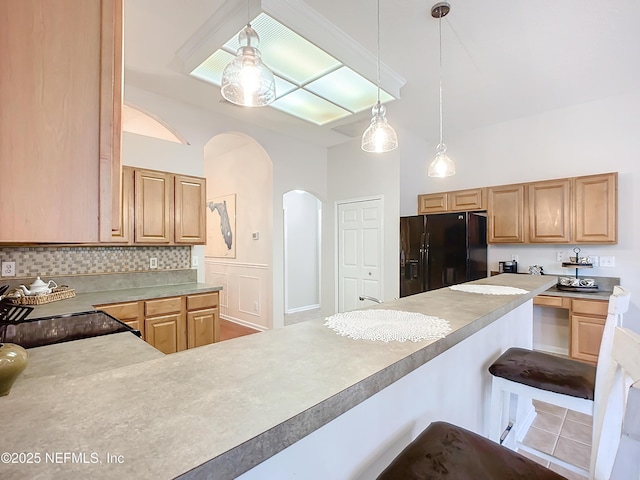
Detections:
[124, 0, 640, 147]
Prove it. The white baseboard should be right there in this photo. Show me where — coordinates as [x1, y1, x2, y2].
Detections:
[220, 314, 267, 332]
[286, 304, 320, 314]
[533, 343, 569, 356]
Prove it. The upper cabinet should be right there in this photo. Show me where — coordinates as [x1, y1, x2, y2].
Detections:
[527, 179, 571, 243]
[0, 0, 123, 243]
[120, 167, 206, 245]
[488, 184, 526, 243]
[573, 173, 617, 244]
[418, 188, 485, 214]
[420, 172, 617, 245]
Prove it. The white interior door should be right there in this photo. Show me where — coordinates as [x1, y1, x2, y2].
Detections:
[338, 198, 383, 312]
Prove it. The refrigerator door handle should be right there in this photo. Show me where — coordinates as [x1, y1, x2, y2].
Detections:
[423, 232, 430, 291]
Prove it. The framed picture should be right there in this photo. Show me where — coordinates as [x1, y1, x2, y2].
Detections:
[206, 194, 236, 258]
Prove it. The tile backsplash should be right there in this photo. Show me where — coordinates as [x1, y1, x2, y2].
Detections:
[0, 246, 191, 278]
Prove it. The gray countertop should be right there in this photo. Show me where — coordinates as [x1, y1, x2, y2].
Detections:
[0, 274, 555, 480]
[23, 283, 222, 319]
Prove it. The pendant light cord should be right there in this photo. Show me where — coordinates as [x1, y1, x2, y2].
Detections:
[438, 13, 443, 146]
[376, 0, 381, 104]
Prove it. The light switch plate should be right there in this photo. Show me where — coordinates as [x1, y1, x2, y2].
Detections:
[1, 261, 16, 277]
[191, 256, 198, 267]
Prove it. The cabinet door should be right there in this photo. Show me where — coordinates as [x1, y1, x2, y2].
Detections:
[573, 173, 617, 243]
[570, 314, 605, 364]
[527, 179, 571, 243]
[418, 193, 447, 214]
[145, 313, 186, 355]
[488, 185, 525, 243]
[134, 169, 173, 243]
[187, 308, 219, 348]
[111, 166, 134, 243]
[175, 175, 206, 244]
[0, 0, 123, 243]
[448, 188, 486, 212]
[97, 301, 144, 339]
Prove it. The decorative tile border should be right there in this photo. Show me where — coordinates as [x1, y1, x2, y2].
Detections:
[0, 246, 191, 278]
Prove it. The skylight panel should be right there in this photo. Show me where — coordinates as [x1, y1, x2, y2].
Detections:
[306, 66, 394, 113]
[271, 89, 351, 125]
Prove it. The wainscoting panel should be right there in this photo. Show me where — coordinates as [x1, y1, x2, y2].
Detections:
[205, 259, 270, 330]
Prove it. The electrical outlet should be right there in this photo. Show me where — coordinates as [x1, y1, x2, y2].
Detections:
[556, 251, 565, 262]
[254, 301, 259, 312]
[252, 232, 259, 240]
[1, 261, 16, 277]
[589, 255, 599, 267]
[191, 256, 198, 267]
[511, 254, 519, 262]
[149, 257, 158, 269]
[600, 256, 615, 268]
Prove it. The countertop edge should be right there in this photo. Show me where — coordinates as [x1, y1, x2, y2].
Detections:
[180, 276, 556, 479]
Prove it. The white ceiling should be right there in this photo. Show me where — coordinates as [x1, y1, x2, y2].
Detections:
[124, 0, 640, 148]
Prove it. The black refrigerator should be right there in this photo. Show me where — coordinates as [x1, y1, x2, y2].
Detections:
[400, 212, 488, 297]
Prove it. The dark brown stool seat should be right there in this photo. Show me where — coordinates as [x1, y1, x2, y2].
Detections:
[376, 421, 566, 480]
[489, 347, 596, 400]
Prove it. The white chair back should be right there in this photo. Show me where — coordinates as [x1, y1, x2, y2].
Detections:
[591, 327, 640, 480]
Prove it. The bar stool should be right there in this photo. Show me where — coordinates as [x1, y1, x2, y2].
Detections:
[376, 326, 640, 480]
[488, 285, 630, 477]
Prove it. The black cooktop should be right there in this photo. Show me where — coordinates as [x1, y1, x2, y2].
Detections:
[0, 310, 140, 349]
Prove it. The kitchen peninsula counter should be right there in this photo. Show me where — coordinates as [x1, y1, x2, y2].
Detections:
[1, 274, 556, 480]
[24, 283, 223, 319]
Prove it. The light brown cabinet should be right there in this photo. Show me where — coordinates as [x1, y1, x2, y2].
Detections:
[186, 293, 220, 349]
[570, 298, 608, 364]
[0, 0, 123, 243]
[573, 173, 617, 244]
[488, 184, 525, 243]
[95, 291, 220, 354]
[124, 168, 206, 245]
[418, 188, 485, 214]
[175, 175, 207, 244]
[96, 301, 145, 339]
[134, 169, 174, 244]
[534, 294, 608, 364]
[527, 179, 571, 243]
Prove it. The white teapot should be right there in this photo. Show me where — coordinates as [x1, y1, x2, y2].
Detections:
[18, 276, 57, 296]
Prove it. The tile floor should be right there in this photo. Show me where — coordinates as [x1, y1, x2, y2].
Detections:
[519, 399, 593, 479]
[284, 307, 322, 326]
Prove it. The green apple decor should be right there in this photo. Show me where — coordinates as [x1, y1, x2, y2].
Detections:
[0, 343, 28, 396]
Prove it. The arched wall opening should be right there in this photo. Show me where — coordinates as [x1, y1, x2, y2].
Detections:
[203, 132, 273, 331]
[283, 190, 322, 321]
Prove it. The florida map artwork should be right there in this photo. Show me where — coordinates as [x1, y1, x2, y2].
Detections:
[206, 194, 236, 258]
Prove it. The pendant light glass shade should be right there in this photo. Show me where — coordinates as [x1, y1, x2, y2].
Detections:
[427, 142, 455, 177]
[362, 102, 398, 152]
[221, 25, 276, 107]
[362, 0, 397, 153]
[428, 2, 455, 177]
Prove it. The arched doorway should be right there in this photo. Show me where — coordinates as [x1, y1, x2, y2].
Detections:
[203, 132, 273, 331]
[283, 190, 322, 325]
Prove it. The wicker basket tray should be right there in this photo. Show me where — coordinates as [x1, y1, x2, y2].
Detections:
[8, 286, 76, 305]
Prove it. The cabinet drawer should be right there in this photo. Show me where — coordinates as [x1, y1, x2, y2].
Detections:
[572, 299, 608, 317]
[97, 301, 139, 320]
[533, 295, 570, 309]
[145, 297, 183, 316]
[187, 292, 219, 311]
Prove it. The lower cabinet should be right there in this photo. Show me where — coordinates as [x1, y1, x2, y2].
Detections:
[570, 298, 608, 364]
[533, 295, 608, 364]
[95, 291, 219, 354]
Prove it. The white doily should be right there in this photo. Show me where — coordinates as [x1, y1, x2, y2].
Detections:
[324, 309, 451, 342]
[449, 284, 529, 295]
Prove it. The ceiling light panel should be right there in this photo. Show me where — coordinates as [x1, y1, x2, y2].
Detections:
[188, 12, 397, 126]
[224, 13, 341, 85]
[271, 89, 351, 125]
[306, 66, 394, 113]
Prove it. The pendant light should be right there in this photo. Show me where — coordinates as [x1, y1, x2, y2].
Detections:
[428, 2, 455, 177]
[220, 2, 276, 107]
[361, 0, 398, 153]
